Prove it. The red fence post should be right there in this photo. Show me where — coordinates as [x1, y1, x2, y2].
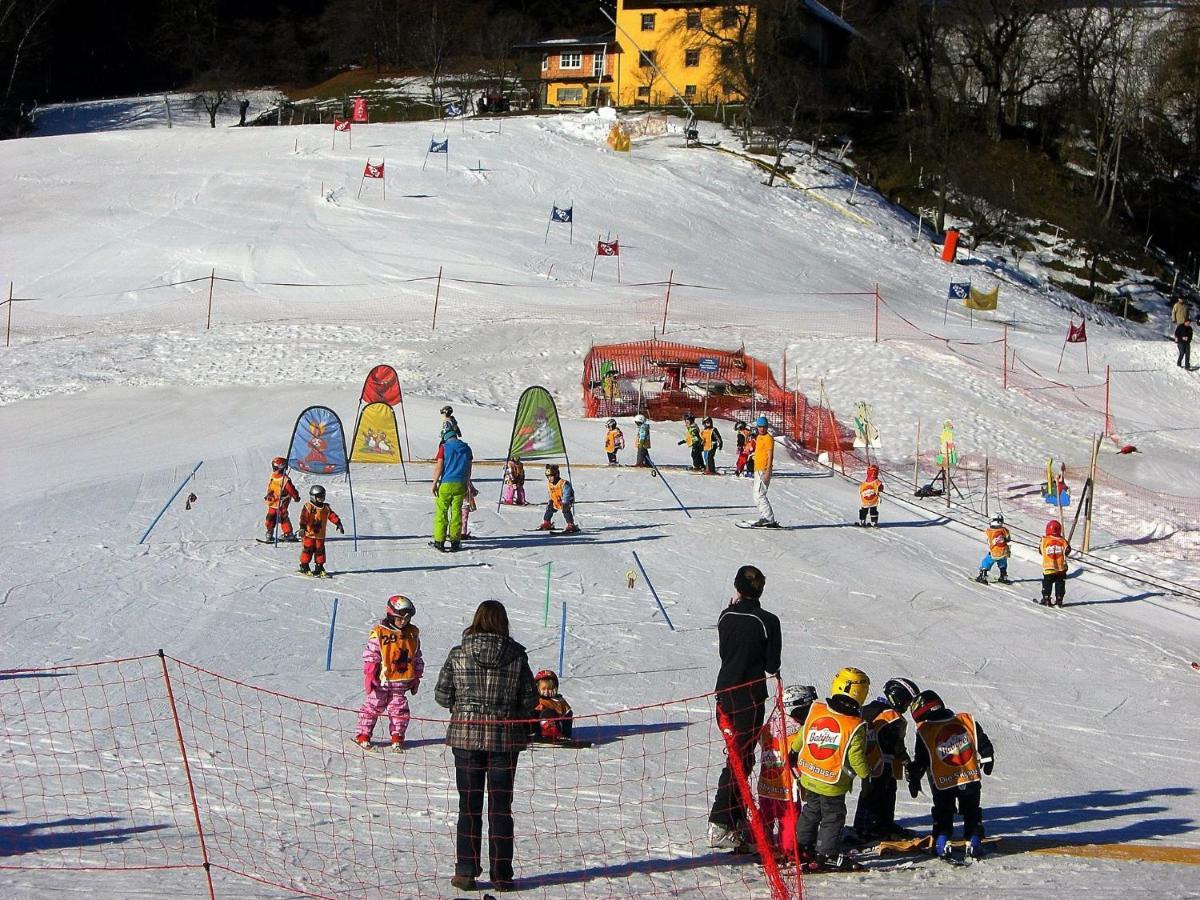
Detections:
[157, 650, 216, 900]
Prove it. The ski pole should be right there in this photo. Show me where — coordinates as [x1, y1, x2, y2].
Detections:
[648, 456, 692, 519]
[325, 597, 339, 671]
[632, 551, 675, 631]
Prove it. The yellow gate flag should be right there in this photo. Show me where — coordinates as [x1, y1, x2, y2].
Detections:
[964, 285, 998, 310]
[607, 124, 630, 152]
[350, 402, 403, 464]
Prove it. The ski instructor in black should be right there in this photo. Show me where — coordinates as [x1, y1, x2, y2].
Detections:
[707, 565, 782, 850]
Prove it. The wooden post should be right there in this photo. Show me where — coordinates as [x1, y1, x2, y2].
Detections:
[984, 452, 989, 518]
[874, 284, 880, 343]
[1104, 365, 1111, 436]
[913, 418, 921, 492]
[431, 265, 443, 331]
[661, 269, 673, 335]
[1003, 324, 1008, 388]
[205, 268, 215, 330]
[5, 282, 12, 347]
[1083, 434, 1100, 552]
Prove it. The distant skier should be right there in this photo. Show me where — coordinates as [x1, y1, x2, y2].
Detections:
[531, 669, 573, 740]
[975, 514, 1013, 584]
[501, 456, 526, 505]
[298, 485, 343, 576]
[852, 677, 919, 842]
[678, 412, 703, 471]
[1039, 519, 1070, 607]
[790, 667, 872, 871]
[1176, 317, 1193, 369]
[906, 689, 995, 860]
[734, 421, 754, 478]
[439, 405, 462, 445]
[758, 684, 815, 854]
[537, 464, 578, 533]
[263, 456, 301, 542]
[701, 416, 724, 474]
[604, 418, 625, 465]
[857, 465, 883, 527]
[633, 414, 651, 468]
[355, 595, 424, 751]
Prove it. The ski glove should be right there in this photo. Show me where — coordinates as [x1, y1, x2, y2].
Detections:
[677, 439, 686, 445]
[336, 522, 345, 534]
[981, 757, 994, 776]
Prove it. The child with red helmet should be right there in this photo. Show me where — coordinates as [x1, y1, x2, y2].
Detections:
[355, 595, 424, 751]
[264, 457, 301, 542]
[531, 669, 573, 740]
[857, 465, 884, 527]
[1039, 519, 1070, 607]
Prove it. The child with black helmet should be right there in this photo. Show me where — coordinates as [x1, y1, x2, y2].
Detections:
[678, 413, 703, 470]
[439, 405, 462, 445]
[604, 418, 625, 465]
[531, 669, 573, 741]
[700, 416, 724, 474]
[537, 464, 578, 534]
[298, 485, 343, 576]
[758, 684, 816, 854]
[906, 689, 995, 860]
[852, 677, 919, 842]
[355, 595, 424, 751]
[789, 667, 872, 871]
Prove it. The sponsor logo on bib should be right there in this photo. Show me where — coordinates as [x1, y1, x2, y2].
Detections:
[936, 722, 975, 767]
[806, 716, 843, 760]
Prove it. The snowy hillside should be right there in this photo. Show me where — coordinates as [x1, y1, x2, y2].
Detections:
[1, 108, 1198, 898]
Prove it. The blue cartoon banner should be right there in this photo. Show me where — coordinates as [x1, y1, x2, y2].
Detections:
[287, 406, 349, 476]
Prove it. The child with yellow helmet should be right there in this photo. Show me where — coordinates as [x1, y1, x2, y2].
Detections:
[788, 666, 872, 871]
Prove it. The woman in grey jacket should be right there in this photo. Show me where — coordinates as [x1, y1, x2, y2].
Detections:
[435, 600, 538, 892]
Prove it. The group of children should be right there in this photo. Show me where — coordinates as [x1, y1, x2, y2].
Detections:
[756, 669, 995, 870]
[262, 457, 344, 577]
[351, 592, 572, 751]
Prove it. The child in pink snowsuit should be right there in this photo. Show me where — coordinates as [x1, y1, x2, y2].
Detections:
[460, 480, 479, 538]
[501, 457, 526, 505]
[355, 595, 425, 751]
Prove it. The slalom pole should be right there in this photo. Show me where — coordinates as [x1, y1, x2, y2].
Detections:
[558, 602, 567, 674]
[648, 455, 692, 518]
[139, 461, 204, 545]
[632, 550, 675, 630]
[325, 598, 339, 671]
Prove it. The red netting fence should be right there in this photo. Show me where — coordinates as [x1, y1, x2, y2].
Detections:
[0, 654, 803, 899]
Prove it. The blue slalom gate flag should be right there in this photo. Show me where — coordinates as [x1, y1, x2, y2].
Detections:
[551, 205, 573, 223]
[430, 138, 449, 153]
[948, 281, 971, 300]
[444, 103, 462, 118]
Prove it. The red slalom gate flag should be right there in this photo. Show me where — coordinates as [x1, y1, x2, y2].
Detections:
[364, 161, 384, 178]
[334, 118, 351, 132]
[597, 239, 620, 256]
[352, 97, 368, 123]
[1066, 320, 1087, 343]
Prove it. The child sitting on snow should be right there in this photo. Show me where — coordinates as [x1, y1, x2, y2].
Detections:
[531, 669, 573, 740]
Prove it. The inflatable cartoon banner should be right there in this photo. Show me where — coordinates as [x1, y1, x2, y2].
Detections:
[507, 386, 567, 460]
[351, 403, 403, 465]
[287, 407, 349, 475]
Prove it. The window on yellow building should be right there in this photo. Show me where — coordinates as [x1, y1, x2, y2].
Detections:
[684, 84, 697, 98]
[560, 51, 582, 69]
[639, 50, 655, 68]
[685, 48, 700, 67]
[593, 53, 605, 76]
[722, 8, 739, 28]
[541, 55, 548, 72]
[637, 86, 650, 98]
[641, 13, 655, 31]
[687, 11, 701, 29]
[556, 87, 584, 103]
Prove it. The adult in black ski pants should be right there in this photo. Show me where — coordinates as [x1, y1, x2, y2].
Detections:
[708, 566, 782, 837]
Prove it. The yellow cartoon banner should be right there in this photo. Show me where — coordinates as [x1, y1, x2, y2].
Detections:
[351, 402, 402, 464]
[963, 285, 998, 311]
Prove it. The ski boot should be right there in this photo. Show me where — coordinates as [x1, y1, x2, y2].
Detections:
[807, 853, 865, 873]
[996, 572, 1012, 585]
[282, 532, 299, 543]
[299, 563, 311, 576]
[1055, 597, 1063, 607]
[966, 835, 983, 859]
[312, 564, 327, 578]
[563, 523, 580, 534]
[353, 734, 373, 751]
[536, 521, 554, 531]
[390, 735, 406, 753]
[1040, 596, 1052, 607]
[448, 541, 461, 552]
[974, 570, 989, 584]
[264, 530, 275, 543]
[935, 834, 951, 859]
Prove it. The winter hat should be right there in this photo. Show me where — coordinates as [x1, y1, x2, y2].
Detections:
[733, 565, 765, 600]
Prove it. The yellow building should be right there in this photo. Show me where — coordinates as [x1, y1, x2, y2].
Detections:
[515, 35, 618, 108]
[611, 1, 752, 107]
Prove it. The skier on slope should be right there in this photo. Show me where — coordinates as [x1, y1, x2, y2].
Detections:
[298, 485, 343, 576]
[355, 595, 424, 751]
[749, 416, 778, 527]
[857, 465, 884, 527]
[975, 514, 1013, 584]
[678, 413, 704, 471]
[530, 669, 574, 741]
[906, 689, 995, 860]
[263, 456, 301, 542]
[852, 677, 920, 842]
[1039, 520, 1070, 606]
[790, 667, 872, 871]
[757, 684, 815, 854]
[536, 464, 579, 533]
[633, 414, 651, 468]
[604, 418, 625, 466]
[701, 416, 723, 475]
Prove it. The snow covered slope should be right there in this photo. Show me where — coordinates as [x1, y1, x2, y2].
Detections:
[0, 109, 1198, 898]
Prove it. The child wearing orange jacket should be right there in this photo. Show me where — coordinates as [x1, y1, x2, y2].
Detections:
[298, 484, 343, 577]
[1039, 520, 1070, 607]
[857, 465, 883, 527]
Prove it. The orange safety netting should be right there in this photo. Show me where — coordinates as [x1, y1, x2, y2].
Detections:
[583, 338, 855, 459]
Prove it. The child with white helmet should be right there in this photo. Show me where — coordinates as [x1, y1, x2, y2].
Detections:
[758, 684, 816, 854]
[975, 513, 1013, 584]
[355, 595, 424, 751]
[633, 414, 651, 468]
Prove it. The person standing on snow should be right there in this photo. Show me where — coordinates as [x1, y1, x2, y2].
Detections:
[975, 514, 1013, 584]
[440, 405, 462, 445]
[435, 600, 538, 893]
[263, 456, 301, 542]
[1176, 317, 1193, 369]
[633, 414, 651, 468]
[298, 485, 343, 576]
[707, 565, 782, 850]
[907, 689, 995, 860]
[536, 464, 579, 533]
[750, 416, 778, 527]
[354, 595, 424, 751]
[852, 677, 919, 842]
[757, 683, 815, 854]
[678, 413, 703, 471]
[1039, 519, 1070, 606]
[431, 432, 473, 552]
[604, 418, 625, 466]
[701, 416, 724, 475]
[857, 464, 883, 527]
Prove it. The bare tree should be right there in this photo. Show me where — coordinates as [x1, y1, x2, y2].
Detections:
[1, 0, 57, 107]
[955, 0, 1044, 140]
[193, 87, 228, 128]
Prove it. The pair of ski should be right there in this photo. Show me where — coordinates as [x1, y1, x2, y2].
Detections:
[735, 520, 781, 530]
[350, 739, 404, 753]
[528, 737, 593, 749]
[300, 568, 333, 579]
